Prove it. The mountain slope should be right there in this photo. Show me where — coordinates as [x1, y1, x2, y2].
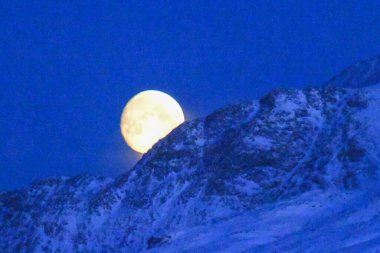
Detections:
[151, 190, 380, 253]
[326, 54, 380, 88]
[1, 56, 380, 252]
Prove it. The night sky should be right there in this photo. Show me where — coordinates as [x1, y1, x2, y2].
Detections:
[1, 1, 380, 191]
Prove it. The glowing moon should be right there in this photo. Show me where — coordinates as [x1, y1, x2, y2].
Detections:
[120, 90, 185, 154]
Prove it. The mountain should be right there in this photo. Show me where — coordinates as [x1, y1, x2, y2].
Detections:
[1, 55, 380, 252]
[326, 54, 380, 88]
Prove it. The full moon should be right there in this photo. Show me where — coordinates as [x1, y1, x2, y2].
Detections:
[120, 90, 185, 154]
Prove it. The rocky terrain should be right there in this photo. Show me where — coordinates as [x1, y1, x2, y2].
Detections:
[1, 54, 380, 252]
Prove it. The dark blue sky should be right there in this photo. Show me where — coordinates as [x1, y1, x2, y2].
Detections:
[1, 1, 380, 190]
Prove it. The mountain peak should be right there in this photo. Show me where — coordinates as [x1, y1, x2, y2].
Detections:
[326, 54, 380, 88]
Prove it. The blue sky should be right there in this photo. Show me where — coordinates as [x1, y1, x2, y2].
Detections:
[1, 1, 380, 190]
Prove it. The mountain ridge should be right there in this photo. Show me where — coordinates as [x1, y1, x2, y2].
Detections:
[325, 54, 380, 88]
[1, 55, 380, 252]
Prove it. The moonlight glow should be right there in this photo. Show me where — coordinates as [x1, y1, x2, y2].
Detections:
[120, 90, 185, 153]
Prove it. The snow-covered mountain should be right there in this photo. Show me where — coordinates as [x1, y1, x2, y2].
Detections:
[1, 55, 380, 252]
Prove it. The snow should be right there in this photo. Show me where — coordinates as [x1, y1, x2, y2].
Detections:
[2, 74, 380, 252]
[148, 191, 380, 253]
[252, 136, 273, 149]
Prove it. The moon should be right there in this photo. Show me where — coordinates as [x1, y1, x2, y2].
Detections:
[120, 90, 185, 154]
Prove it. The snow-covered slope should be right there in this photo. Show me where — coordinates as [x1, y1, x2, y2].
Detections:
[151, 190, 380, 253]
[1, 56, 380, 253]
